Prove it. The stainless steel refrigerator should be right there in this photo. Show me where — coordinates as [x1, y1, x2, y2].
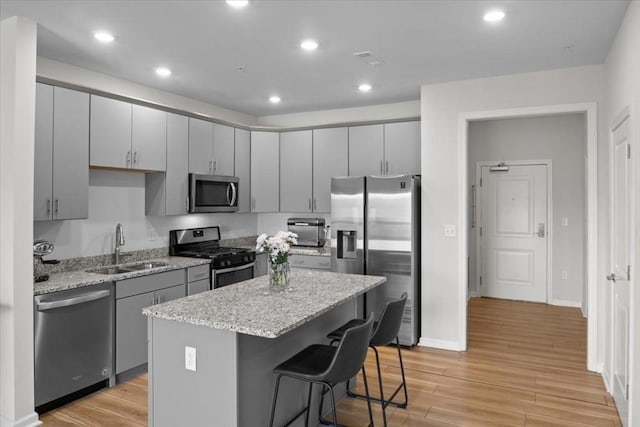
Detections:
[331, 175, 421, 346]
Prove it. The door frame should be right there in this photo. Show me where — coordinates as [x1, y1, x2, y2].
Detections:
[458, 102, 598, 371]
[475, 160, 553, 304]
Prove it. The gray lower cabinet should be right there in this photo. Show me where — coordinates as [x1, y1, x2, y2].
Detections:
[289, 255, 331, 270]
[115, 270, 185, 375]
[187, 264, 210, 295]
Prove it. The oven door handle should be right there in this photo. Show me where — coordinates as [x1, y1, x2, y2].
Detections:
[215, 262, 255, 274]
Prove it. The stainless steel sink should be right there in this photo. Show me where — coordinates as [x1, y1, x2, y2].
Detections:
[125, 261, 168, 271]
[86, 266, 133, 275]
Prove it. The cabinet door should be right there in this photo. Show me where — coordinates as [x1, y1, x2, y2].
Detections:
[280, 130, 312, 213]
[34, 83, 53, 221]
[52, 87, 89, 220]
[234, 128, 251, 213]
[384, 121, 420, 175]
[166, 113, 189, 215]
[313, 127, 348, 213]
[188, 118, 213, 175]
[132, 105, 166, 171]
[250, 131, 279, 212]
[90, 95, 132, 168]
[187, 279, 210, 296]
[255, 253, 268, 277]
[348, 124, 384, 176]
[155, 284, 186, 305]
[116, 292, 155, 374]
[212, 123, 235, 176]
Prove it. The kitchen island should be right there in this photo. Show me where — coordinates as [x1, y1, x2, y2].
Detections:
[143, 269, 385, 427]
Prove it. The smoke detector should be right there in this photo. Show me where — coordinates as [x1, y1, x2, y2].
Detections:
[353, 51, 385, 67]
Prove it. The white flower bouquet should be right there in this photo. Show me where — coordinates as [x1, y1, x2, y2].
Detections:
[256, 231, 298, 291]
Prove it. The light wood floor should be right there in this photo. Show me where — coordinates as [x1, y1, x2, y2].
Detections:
[40, 297, 621, 426]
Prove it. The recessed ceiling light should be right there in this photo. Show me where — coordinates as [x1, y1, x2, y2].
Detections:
[269, 95, 281, 104]
[358, 83, 372, 93]
[227, 0, 249, 8]
[94, 31, 115, 43]
[300, 39, 319, 51]
[155, 67, 172, 77]
[483, 10, 505, 23]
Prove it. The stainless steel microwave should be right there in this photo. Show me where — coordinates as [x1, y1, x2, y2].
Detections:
[189, 174, 239, 213]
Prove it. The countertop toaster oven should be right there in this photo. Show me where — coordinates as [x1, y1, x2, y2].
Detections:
[287, 218, 327, 247]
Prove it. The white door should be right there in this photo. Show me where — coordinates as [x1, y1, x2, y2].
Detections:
[608, 115, 631, 425]
[480, 164, 548, 302]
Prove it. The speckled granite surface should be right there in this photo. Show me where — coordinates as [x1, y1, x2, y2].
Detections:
[143, 269, 385, 338]
[226, 235, 331, 257]
[34, 256, 210, 295]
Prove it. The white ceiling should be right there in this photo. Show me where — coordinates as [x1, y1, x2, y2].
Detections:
[0, 0, 629, 117]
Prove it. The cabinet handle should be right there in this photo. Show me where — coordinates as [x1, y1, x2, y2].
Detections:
[186, 197, 189, 213]
[252, 198, 255, 210]
[46, 198, 51, 216]
[313, 199, 316, 211]
[133, 151, 138, 166]
[209, 161, 212, 174]
[54, 198, 59, 215]
[380, 160, 383, 175]
[126, 151, 131, 167]
[213, 160, 217, 173]
[308, 199, 312, 211]
[385, 160, 389, 175]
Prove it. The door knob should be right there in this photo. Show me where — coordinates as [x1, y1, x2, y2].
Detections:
[606, 273, 618, 282]
[537, 223, 545, 238]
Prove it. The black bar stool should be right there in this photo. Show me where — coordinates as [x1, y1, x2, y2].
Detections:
[326, 292, 409, 426]
[268, 315, 375, 427]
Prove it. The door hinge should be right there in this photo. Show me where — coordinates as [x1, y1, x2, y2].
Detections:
[627, 265, 631, 281]
[479, 276, 483, 286]
[628, 144, 631, 160]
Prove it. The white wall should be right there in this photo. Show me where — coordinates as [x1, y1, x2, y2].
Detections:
[34, 171, 258, 259]
[603, 2, 640, 425]
[37, 57, 258, 127]
[468, 114, 586, 306]
[0, 16, 40, 427]
[420, 64, 607, 352]
[257, 100, 420, 128]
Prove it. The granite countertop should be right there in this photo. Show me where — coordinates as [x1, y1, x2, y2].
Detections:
[143, 269, 385, 338]
[34, 256, 211, 295]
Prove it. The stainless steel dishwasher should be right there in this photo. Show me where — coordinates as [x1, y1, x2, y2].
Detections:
[34, 282, 114, 410]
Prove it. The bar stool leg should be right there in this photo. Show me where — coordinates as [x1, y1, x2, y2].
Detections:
[396, 337, 409, 408]
[304, 382, 313, 427]
[372, 346, 388, 427]
[269, 374, 283, 427]
[327, 383, 338, 427]
[361, 365, 374, 427]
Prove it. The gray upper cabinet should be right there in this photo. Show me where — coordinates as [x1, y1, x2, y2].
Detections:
[348, 124, 384, 176]
[234, 128, 251, 213]
[90, 95, 133, 169]
[131, 105, 167, 171]
[34, 83, 89, 221]
[384, 121, 420, 175]
[280, 130, 313, 213]
[188, 118, 214, 175]
[313, 127, 348, 213]
[250, 131, 279, 212]
[212, 124, 235, 176]
[90, 95, 166, 171]
[146, 113, 189, 216]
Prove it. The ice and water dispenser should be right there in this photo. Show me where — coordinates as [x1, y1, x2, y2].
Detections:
[336, 230, 357, 259]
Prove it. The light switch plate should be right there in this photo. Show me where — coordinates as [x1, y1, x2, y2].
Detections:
[561, 217, 568, 227]
[444, 224, 457, 238]
[185, 346, 196, 371]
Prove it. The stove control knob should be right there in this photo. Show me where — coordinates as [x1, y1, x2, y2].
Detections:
[243, 256, 249, 262]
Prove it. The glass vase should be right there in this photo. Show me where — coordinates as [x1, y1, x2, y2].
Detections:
[269, 260, 290, 292]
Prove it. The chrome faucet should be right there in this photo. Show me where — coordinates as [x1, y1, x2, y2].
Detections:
[114, 223, 125, 264]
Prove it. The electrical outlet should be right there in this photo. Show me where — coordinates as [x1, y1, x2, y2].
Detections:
[444, 224, 457, 238]
[561, 217, 569, 227]
[185, 346, 196, 371]
[561, 270, 568, 280]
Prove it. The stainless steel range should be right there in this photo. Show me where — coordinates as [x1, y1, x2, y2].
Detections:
[169, 226, 256, 289]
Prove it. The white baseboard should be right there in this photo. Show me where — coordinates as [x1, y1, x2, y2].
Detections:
[549, 299, 582, 308]
[581, 304, 587, 318]
[418, 337, 465, 351]
[0, 412, 41, 427]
